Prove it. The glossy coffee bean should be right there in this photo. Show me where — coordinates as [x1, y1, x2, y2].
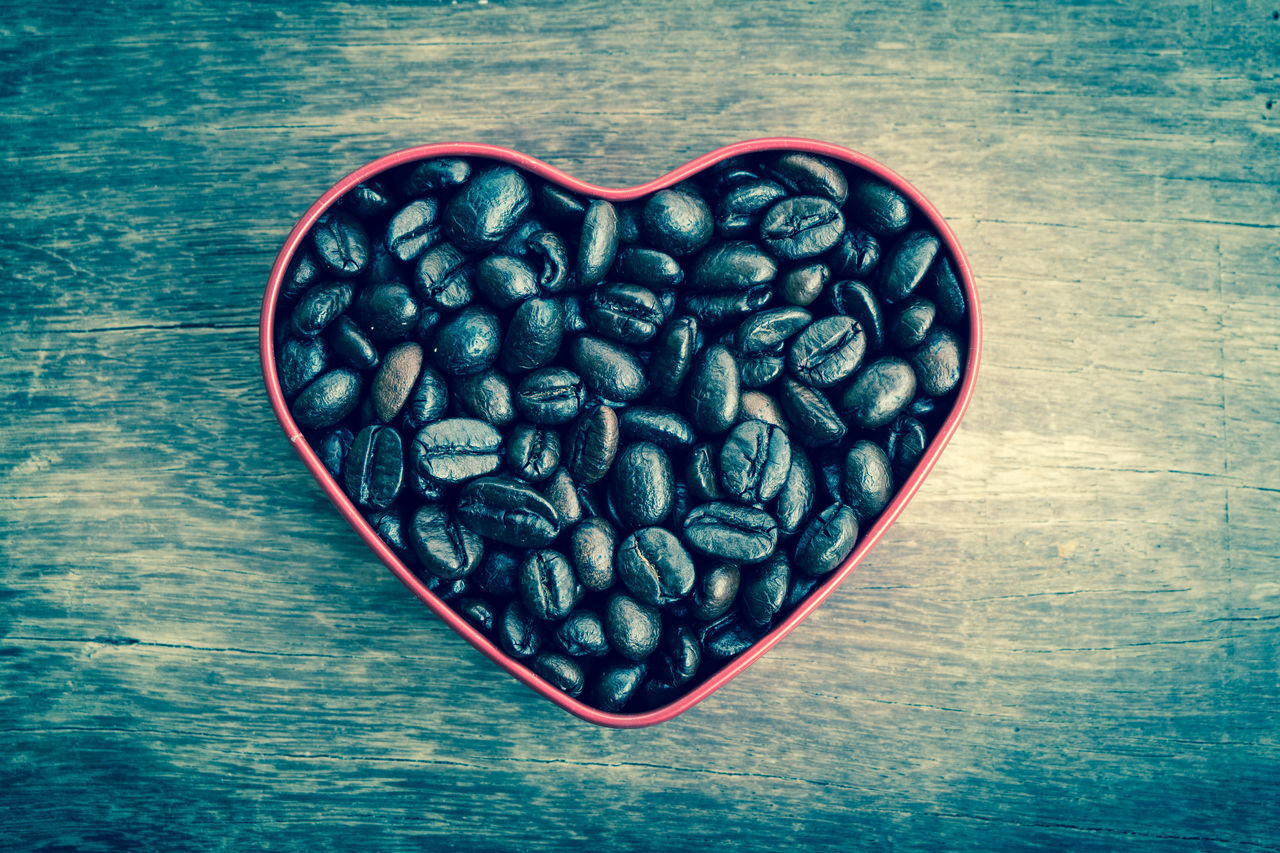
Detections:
[431, 306, 500, 375]
[585, 283, 664, 344]
[760, 196, 845, 260]
[367, 507, 409, 556]
[371, 342, 423, 422]
[555, 610, 610, 657]
[385, 199, 439, 263]
[682, 502, 778, 564]
[292, 281, 353, 338]
[738, 391, 788, 431]
[400, 157, 470, 196]
[414, 244, 473, 311]
[475, 546, 521, 600]
[909, 327, 963, 397]
[699, 613, 759, 660]
[718, 419, 791, 504]
[532, 653, 585, 697]
[734, 307, 814, 358]
[398, 366, 448, 432]
[929, 256, 966, 324]
[608, 441, 674, 529]
[409, 505, 484, 579]
[889, 296, 936, 349]
[741, 553, 790, 626]
[826, 227, 880, 279]
[344, 424, 404, 509]
[685, 443, 724, 501]
[292, 369, 362, 430]
[352, 281, 420, 344]
[457, 475, 561, 548]
[795, 503, 859, 576]
[616, 527, 695, 606]
[842, 440, 893, 520]
[652, 624, 701, 687]
[648, 315, 699, 398]
[316, 427, 353, 479]
[327, 315, 379, 370]
[614, 246, 683, 287]
[715, 178, 787, 237]
[592, 661, 647, 711]
[542, 467, 583, 528]
[523, 230, 570, 292]
[618, 407, 695, 449]
[686, 344, 740, 434]
[443, 166, 531, 252]
[766, 152, 848, 204]
[828, 280, 886, 352]
[567, 335, 648, 402]
[475, 254, 538, 309]
[778, 378, 846, 448]
[642, 189, 713, 256]
[310, 210, 370, 278]
[690, 563, 740, 622]
[846, 177, 911, 237]
[683, 285, 772, 328]
[282, 246, 322, 302]
[578, 200, 620, 287]
[507, 423, 560, 482]
[787, 315, 866, 388]
[776, 447, 816, 537]
[519, 549, 580, 621]
[569, 518, 616, 591]
[739, 355, 785, 388]
[411, 418, 502, 484]
[514, 367, 584, 425]
[565, 404, 619, 485]
[781, 262, 829, 308]
[880, 230, 940, 305]
[887, 416, 928, 480]
[497, 601, 541, 658]
[501, 297, 564, 374]
[279, 336, 328, 400]
[840, 357, 917, 429]
[536, 182, 586, 225]
[691, 241, 778, 291]
[606, 593, 662, 661]
[457, 598, 496, 634]
[454, 369, 514, 426]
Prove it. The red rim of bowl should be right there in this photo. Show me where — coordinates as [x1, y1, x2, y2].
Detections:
[259, 137, 982, 728]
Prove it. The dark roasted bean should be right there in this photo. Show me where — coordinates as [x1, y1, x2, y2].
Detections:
[497, 601, 541, 658]
[741, 552, 790, 626]
[578, 200, 620, 287]
[642, 189, 713, 256]
[648, 315, 699, 398]
[474, 254, 538, 309]
[826, 227, 880, 279]
[699, 613, 758, 660]
[618, 407, 695, 449]
[614, 246, 683, 287]
[909, 327, 963, 397]
[787, 316, 866, 388]
[795, 503, 859, 576]
[415, 244, 473, 311]
[344, 180, 394, 220]
[292, 369, 362, 430]
[514, 367, 584, 425]
[409, 505, 485, 579]
[453, 369, 515, 426]
[327, 315, 379, 370]
[344, 424, 404, 509]
[282, 245, 322, 302]
[443, 166, 531, 251]
[608, 442, 674, 529]
[555, 610, 610, 657]
[352, 281, 420, 343]
[292, 281, 353, 338]
[398, 366, 448, 431]
[718, 419, 791, 504]
[585, 283, 664, 344]
[734, 307, 813, 357]
[521, 230, 569, 292]
[715, 178, 788, 237]
[457, 597, 495, 634]
[880, 230, 940, 305]
[828, 280, 886, 353]
[401, 157, 470, 196]
[316, 427, 353, 479]
[506, 423, 561, 482]
[367, 507, 409, 556]
[431, 306, 500, 375]
[279, 336, 328, 400]
[686, 345, 740, 434]
[889, 296, 936, 349]
[739, 355, 786, 388]
[519, 549, 580, 621]
[592, 661, 647, 711]
[766, 152, 849, 204]
[760, 196, 845, 260]
[781, 262, 829, 308]
[475, 546, 521, 600]
[310, 210, 370, 278]
[532, 653, 585, 696]
[929, 256, 965, 324]
[542, 467, 583, 528]
[691, 241, 778, 291]
[690, 564, 740, 621]
[776, 447, 815, 537]
[605, 593, 662, 661]
[847, 177, 912, 237]
[842, 440, 893, 520]
[569, 518, 616, 591]
[686, 443, 724, 502]
[784, 574, 822, 611]
[565, 404, 619, 485]
[840, 357, 917, 429]
[457, 475, 561, 547]
[411, 418, 502, 484]
[371, 342, 424, 423]
[738, 391, 788, 431]
[682, 502, 777, 564]
[385, 199, 439, 262]
[567, 335, 648, 402]
[683, 285, 772, 327]
[616, 527, 695, 606]
[536, 182, 586, 224]
[778, 378, 846, 448]
[887, 416, 928, 480]
[652, 624, 701, 687]
[500, 297, 564, 374]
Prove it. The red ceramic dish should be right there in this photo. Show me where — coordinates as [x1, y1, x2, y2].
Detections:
[259, 138, 981, 728]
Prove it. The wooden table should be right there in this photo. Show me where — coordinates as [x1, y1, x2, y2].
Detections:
[3, 1, 1277, 849]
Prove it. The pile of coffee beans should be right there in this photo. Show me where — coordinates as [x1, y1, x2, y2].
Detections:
[274, 151, 967, 712]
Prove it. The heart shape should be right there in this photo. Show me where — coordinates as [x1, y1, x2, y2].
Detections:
[260, 139, 980, 727]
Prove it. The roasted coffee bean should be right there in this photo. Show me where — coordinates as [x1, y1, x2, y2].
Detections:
[842, 440, 893, 520]
[847, 177, 912, 237]
[401, 157, 470, 196]
[415, 244, 473, 311]
[828, 280, 886, 352]
[327, 315, 379, 370]
[569, 518, 617, 591]
[352, 281, 420, 343]
[519, 549, 580, 621]
[881, 230, 941, 307]
[457, 597, 496, 634]
[316, 427, 353, 479]
[457, 475, 561, 547]
[577, 200, 620, 287]
[929, 256, 965, 324]
[642, 189, 713, 256]
[699, 613, 758, 660]
[398, 366, 448, 431]
[565, 404, 619, 485]
[592, 661, 647, 711]
[282, 246, 323, 302]
[826, 227, 880, 279]
[618, 407, 695, 449]
[739, 355, 786, 389]
[795, 503, 859, 576]
[560, 294, 588, 333]
[648, 315, 699, 398]
[567, 335, 648, 402]
[909, 395, 937, 417]
[910, 327, 963, 397]
[555, 610, 610, 657]
[497, 601, 541, 658]
[617, 527, 695, 606]
[652, 624, 701, 687]
[310, 210, 370, 278]
[787, 316, 866, 388]
[781, 262, 829, 307]
[585, 283, 664, 344]
[889, 296, 936, 349]
[785, 574, 822, 611]
[738, 391, 788, 431]
[371, 342, 424, 423]
[734, 308, 812, 359]
[840, 357, 917, 429]
[690, 563, 740, 621]
[443, 166, 531, 251]
[608, 441, 674, 529]
[686, 344, 740, 434]
[367, 507, 409, 556]
[691, 241, 778, 291]
[887, 416, 928, 480]
[507, 423, 561, 482]
[776, 447, 816, 537]
[514, 367, 584, 425]
[425, 575, 471, 602]
[715, 178, 788, 237]
[292, 369, 362, 430]
[500, 297, 564, 374]
[815, 449, 844, 505]
[605, 593, 662, 661]
[742, 553, 790, 626]
[682, 502, 778, 564]
[614, 246, 683, 287]
[543, 467, 583, 528]
[385, 199, 439, 262]
[683, 285, 772, 327]
[431, 306, 500, 376]
[409, 505, 485, 579]
[292, 281, 353, 338]
[521, 230, 569, 292]
[279, 336, 328, 400]
[475, 546, 521, 600]
[616, 203, 642, 244]
[760, 196, 845, 260]
[453, 369, 515, 426]
[536, 182, 586, 225]
[532, 653, 585, 697]
[474, 254, 538, 309]
[686, 443, 724, 501]
[778, 378, 846, 448]
[344, 424, 404, 509]
[411, 418, 502, 483]
[766, 152, 849, 204]
[718, 419, 791, 504]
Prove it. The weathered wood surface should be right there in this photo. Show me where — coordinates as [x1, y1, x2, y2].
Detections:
[2, 0, 1278, 849]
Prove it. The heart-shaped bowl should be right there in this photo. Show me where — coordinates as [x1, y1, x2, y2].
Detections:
[260, 138, 981, 728]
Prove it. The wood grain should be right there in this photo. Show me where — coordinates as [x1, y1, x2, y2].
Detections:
[2, 0, 1278, 849]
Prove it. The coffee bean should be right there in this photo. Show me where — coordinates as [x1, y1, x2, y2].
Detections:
[839, 357, 917, 429]
[887, 416, 928, 480]
[443, 166, 531, 252]
[889, 296, 936, 349]
[524, 230, 570, 292]
[411, 418, 502, 484]
[909, 327, 963, 397]
[689, 563, 740, 622]
[718, 419, 791, 504]
[760, 196, 845, 260]
[569, 518, 617, 592]
[651, 624, 702, 687]
[316, 427, 353, 479]
[415, 244, 474, 311]
[685, 443, 724, 502]
[929, 256, 966, 324]
[475, 254, 538, 309]
[618, 407, 695, 449]
[507, 423, 561, 482]
[542, 467, 583, 528]
[497, 601, 541, 658]
[734, 306, 813, 357]
[327, 315, 379, 370]
[371, 342, 423, 423]
[592, 661, 647, 711]
[766, 152, 849, 204]
[880, 230, 940, 305]
[457, 598, 496, 634]
[605, 593, 662, 661]
[282, 245, 322, 302]
[532, 653, 585, 697]
[398, 366, 448, 432]
[292, 369, 362, 430]
[501, 297, 564, 374]
[536, 182, 586, 225]
[682, 502, 777, 564]
[795, 503, 859, 576]
[457, 475, 561, 548]
[608, 441, 674, 529]
[616, 527, 695, 606]
[787, 315, 866, 388]
[475, 546, 521, 600]
[614, 246, 683, 287]
[846, 177, 912, 237]
[344, 424, 404, 509]
[699, 613, 759, 660]
[292, 281, 353, 338]
[409, 505, 485, 580]
[279, 335, 328, 400]
[431, 306, 500, 376]
[842, 440, 893, 520]
[648, 315, 699, 398]
[555, 609, 610, 657]
[386, 199, 440, 262]
[567, 335, 648, 402]
[454, 369, 515, 426]
[741, 553, 790, 626]
[578, 200, 620, 287]
[739, 355, 786, 388]
[514, 367, 585, 425]
[738, 391, 788, 431]
[401, 157, 470, 196]
[826, 227, 880, 279]
[642, 189, 713, 256]
[775, 447, 816, 538]
[828, 280, 886, 352]
[715, 178, 788, 237]
[778, 378, 846, 448]
[352, 281, 420, 343]
[310, 210, 370, 278]
[565, 403, 619, 485]
[586, 283, 664, 344]
[691, 241, 778, 291]
[686, 344, 740, 434]
[519, 549, 580, 621]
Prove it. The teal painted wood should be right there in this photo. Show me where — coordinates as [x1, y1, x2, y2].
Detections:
[2, 1, 1277, 850]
